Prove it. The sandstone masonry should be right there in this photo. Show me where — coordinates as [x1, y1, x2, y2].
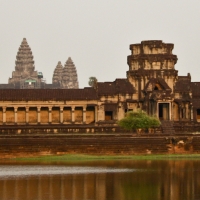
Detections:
[0, 39, 200, 132]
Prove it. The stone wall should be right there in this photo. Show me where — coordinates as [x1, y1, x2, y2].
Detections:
[0, 134, 200, 158]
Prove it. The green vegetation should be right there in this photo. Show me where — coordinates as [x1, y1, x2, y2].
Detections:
[5, 154, 200, 163]
[118, 110, 160, 132]
[88, 76, 98, 87]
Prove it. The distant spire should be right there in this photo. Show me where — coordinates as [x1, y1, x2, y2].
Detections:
[62, 57, 79, 89]
[52, 61, 63, 84]
[15, 38, 34, 72]
[9, 38, 36, 85]
[66, 57, 73, 65]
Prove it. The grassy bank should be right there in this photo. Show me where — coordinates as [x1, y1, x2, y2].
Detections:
[5, 153, 200, 163]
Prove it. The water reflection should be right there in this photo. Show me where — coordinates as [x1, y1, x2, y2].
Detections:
[0, 166, 134, 178]
[0, 160, 200, 200]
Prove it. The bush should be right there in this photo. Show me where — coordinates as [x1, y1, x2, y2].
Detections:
[118, 110, 160, 131]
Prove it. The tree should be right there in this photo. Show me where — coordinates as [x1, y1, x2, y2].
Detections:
[118, 110, 160, 132]
[88, 77, 97, 87]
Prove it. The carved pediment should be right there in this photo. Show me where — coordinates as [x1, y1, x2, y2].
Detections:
[144, 78, 171, 92]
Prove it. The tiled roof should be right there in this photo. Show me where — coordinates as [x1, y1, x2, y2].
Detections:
[174, 76, 191, 92]
[97, 79, 135, 96]
[0, 88, 98, 101]
[190, 82, 200, 97]
[192, 99, 200, 108]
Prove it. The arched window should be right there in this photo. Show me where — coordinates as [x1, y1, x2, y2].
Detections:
[154, 86, 159, 90]
[154, 83, 162, 90]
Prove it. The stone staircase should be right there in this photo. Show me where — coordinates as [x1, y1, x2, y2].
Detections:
[161, 120, 175, 134]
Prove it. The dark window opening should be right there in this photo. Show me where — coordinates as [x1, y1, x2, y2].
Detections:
[86, 106, 95, 111]
[29, 107, 37, 112]
[197, 109, 200, 120]
[41, 107, 48, 111]
[18, 107, 25, 112]
[159, 104, 163, 119]
[63, 107, 71, 111]
[158, 103, 169, 120]
[75, 107, 82, 111]
[52, 107, 60, 111]
[105, 111, 113, 120]
[154, 84, 162, 90]
[6, 107, 14, 112]
[154, 86, 159, 90]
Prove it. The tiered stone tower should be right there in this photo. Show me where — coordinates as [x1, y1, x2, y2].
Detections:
[62, 57, 79, 89]
[8, 38, 43, 88]
[52, 61, 63, 85]
[127, 40, 178, 119]
[52, 58, 79, 89]
[127, 40, 178, 98]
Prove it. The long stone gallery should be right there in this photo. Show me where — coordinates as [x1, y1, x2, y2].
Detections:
[0, 39, 199, 130]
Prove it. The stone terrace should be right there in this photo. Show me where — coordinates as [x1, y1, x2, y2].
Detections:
[0, 134, 199, 158]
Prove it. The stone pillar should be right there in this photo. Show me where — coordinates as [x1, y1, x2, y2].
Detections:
[14, 107, 18, 124]
[191, 105, 193, 121]
[26, 107, 29, 124]
[97, 104, 104, 121]
[3, 107, 6, 124]
[117, 103, 124, 120]
[83, 106, 86, 124]
[95, 105, 98, 122]
[72, 106, 75, 123]
[138, 77, 141, 99]
[155, 102, 158, 118]
[179, 104, 182, 121]
[60, 107, 63, 123]
[170, 102, 173, 121]
[186, 103, 189, 119]
[49, 107, 52, 124]
[171, 102, 175, 121]
[182, 103, 186, 119]
[37, 107, 41, 124]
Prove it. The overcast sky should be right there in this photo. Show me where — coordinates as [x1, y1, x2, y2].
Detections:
[0, 1, 200, 88]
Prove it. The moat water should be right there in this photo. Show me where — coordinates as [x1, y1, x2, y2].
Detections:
[0, 159, 200, 200]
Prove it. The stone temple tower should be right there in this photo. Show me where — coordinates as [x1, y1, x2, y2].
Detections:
[127, 40, 178, 119]
[62, 57, 79, 89]
[52, 61, 63, 85]
[8, 38, 44, 88]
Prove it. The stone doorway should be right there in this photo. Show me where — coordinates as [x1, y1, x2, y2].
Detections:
[105, 111, 113, 120]
[158, 103, 169, 120]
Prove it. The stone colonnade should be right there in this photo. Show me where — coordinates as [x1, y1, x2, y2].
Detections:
[172, 102, 193, 121]
[0, 105, 97, 124]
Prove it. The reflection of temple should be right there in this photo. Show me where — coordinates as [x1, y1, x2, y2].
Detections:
[1, 40, 200, 131]
[0, 161, 199, 200]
